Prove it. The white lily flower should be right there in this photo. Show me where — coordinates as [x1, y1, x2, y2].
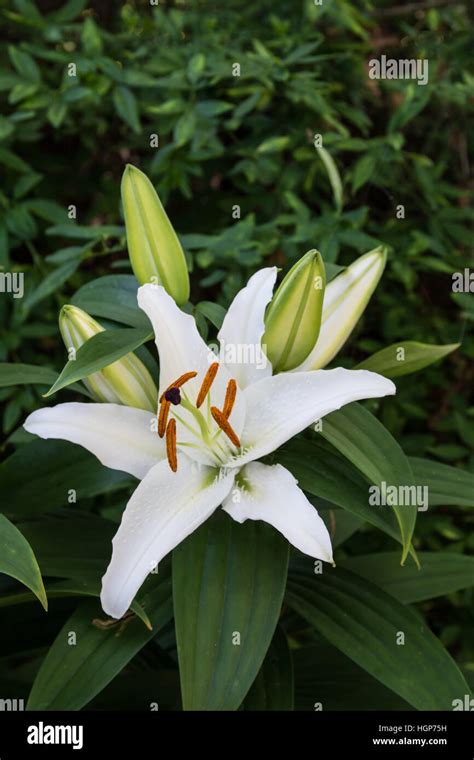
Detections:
[24, 266, 395, 619]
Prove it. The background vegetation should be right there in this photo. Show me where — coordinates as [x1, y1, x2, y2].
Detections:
[0, 0, 472, 710]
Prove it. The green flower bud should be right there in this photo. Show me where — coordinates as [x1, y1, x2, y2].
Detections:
[59, 305, 158, 412]
[263, 249, 326, 372]
[295, 246, 387, 371]
[121, 164, 190, 306]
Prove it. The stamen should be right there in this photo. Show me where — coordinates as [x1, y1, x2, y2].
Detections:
[196, 363, 219, 408]
[166, 418, 177, 472]
[223, 379, 237, 419]
[158, 398, 170, 438]
[160, 371, 197, 402]
[211, 406, 241, 448]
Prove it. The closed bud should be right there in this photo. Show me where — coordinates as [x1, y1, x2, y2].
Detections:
[121, 164, 190, 305]
[59, 305, 158, 412]
[263, 249, 326, 372]
[295, 246, 387, 371]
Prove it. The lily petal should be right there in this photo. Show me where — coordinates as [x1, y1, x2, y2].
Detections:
[100, 458, 235, 618]
[223, 462, 333, 562]
[232, 368, 395, 466]
[293, 248, 386, 371]
[218, 267, 277, 389]
[24, 402, 164, 480]
[137, 284, 246, 440]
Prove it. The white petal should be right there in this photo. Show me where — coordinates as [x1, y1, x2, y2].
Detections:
[137, 284, 246, 446]
[223, 462, 333, 561]
[218, 267, 277, 389]
[231, 368, 395, 466]
[24, 402, 164, 480]
[100, 458, 234, 618]
[294, 249, 386, 370]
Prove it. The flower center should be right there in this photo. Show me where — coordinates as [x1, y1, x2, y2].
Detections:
[157, 363, 240, 472]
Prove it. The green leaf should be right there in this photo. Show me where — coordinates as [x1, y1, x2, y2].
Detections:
[352, 153, 376, 192]
[294, 642, 412, 710]
[27, 578, 173, 710]
[341, 552, 474, 603]
[0, 116, 14, 140]
[276, 439, 403, 547]
[174, 110, 197, 146]
[25, 199, 68, 223]
[113, 86, 141, 134]
[21, 259, 79, 315]
[0, 440, 131, 518]
[0, 577, 151, 628]
[287, 567, 471, 710]
[47, 223, 124, 239]
[195, 301, 226, 329]
[8, 45, 41, 83]
[0, 362, 89, 397]
[187, 53, 206, 83]
[243, 626, 294, 710]
[0, 363, 58, 388]
[19, 513, 120, 581]
[44, 326, 153, 396]
[356, 341, 460, 377]
[315, 144, 343, 211]
[47, 0, 87, 23]
[0, 146, 31, 172]
[0, 514, 47, 610]
[173, 510, 289, 710]
[47, 101, 67, 128]
[72, 274, 148, 328]
[410, 457, 474, 508]
[256, 136, 290, 154]
[81, 16, 103, 56]
[320, 403, 417, 563]
[6, 204, 36, 239]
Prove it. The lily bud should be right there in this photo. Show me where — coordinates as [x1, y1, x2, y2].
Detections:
[121, 164, 190, 306]
[59, 305, 158, 412]
[294, 246, 387, 371]
[263, 250, 326, 372]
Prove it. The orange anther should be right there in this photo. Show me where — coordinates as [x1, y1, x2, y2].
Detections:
[166, 418, 177, 472]
[223, 379, 237, 419]
[159, 371, 197, 402]
[211, 406, 241, 448]
[158, 398, 170, 438]
[196, 363, 219, 408]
